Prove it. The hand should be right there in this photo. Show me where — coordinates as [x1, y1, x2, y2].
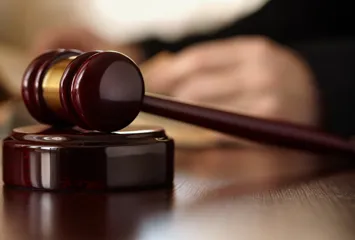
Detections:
[32, 27, 110, 53]
[31, 27, 144, 62]
[142, 36, 320, 127]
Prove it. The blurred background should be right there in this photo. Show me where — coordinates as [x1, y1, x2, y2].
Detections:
[0, 0, 267, 48]
[0, 0, 268, 144]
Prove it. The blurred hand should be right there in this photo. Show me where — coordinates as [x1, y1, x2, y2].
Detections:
[32, 27, 143, 62]
[143, 36, 320, 126]
[33, 27, 109, 53]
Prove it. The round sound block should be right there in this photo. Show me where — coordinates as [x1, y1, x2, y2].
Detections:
[2, 124, 174, 191]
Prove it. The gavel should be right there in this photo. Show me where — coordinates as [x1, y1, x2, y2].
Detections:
[2, 49, 354, 191]
[22, 49, 355, 156]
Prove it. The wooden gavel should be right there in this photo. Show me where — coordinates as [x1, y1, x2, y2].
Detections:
[22, 49, 355, 156]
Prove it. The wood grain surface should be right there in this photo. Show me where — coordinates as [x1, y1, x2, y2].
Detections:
[1, 141, 355, 240]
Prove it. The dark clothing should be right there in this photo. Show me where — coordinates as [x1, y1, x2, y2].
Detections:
[140, 0, 355, 138]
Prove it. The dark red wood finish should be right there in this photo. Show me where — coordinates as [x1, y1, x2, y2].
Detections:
[71, 52, 144, 132]
[60, 51, 101, 128]
[22, 49, 82, 125]
[142, 96, 355, 157]
[22, 50, 59, 123]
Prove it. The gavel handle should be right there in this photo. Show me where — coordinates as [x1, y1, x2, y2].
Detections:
[142, 93, 355, 156]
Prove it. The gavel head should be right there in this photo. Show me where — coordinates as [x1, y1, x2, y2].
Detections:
[22, 49, 145, 132]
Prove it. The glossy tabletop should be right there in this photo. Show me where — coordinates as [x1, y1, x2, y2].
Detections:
[2, 139, 355, 240]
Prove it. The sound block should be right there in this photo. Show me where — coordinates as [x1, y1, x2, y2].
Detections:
[2, 124, 174, 191]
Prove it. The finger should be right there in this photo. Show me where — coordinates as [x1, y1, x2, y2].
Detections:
[163, 40, 243, 79]
[171, 36, 269, 73]
[143, 38, 253, 94]
[142, 37, 267, 95]
[172, 67, 244, 104]
[140, 52, 176, 93]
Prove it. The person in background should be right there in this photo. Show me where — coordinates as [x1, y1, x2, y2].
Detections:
[33, 0, 354, 138]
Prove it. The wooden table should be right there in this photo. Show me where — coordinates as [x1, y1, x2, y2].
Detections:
[1, 142, 355, 240]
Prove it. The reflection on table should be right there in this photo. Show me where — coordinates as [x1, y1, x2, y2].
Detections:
[1, 142, 354, 240]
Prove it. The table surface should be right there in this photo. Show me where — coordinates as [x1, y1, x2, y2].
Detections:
[2, 141, 355, 240]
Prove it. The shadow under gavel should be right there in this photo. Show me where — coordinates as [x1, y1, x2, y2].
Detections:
[21, 49, 355, 157]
